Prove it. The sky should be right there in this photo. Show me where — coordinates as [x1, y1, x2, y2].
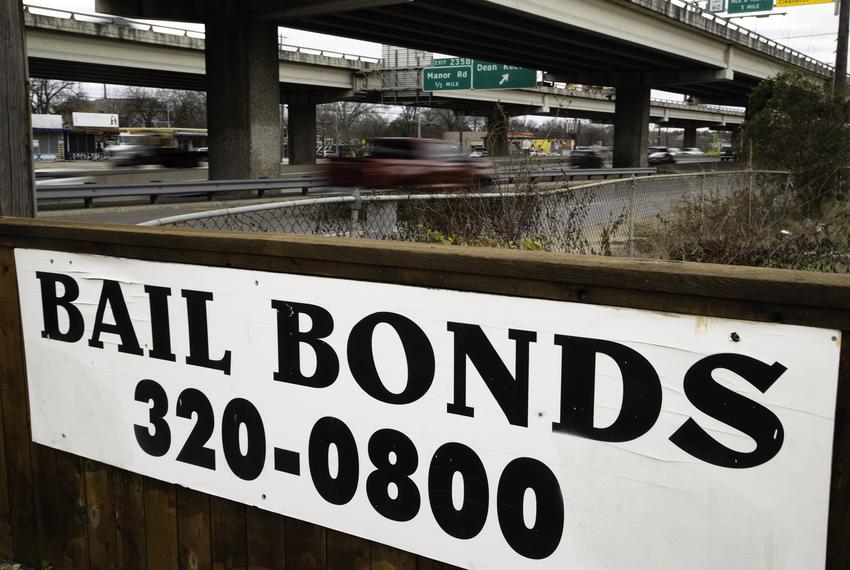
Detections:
[21, 0, 848, 103]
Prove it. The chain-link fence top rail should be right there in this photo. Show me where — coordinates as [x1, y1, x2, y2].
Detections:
[140, 171, 791, 258]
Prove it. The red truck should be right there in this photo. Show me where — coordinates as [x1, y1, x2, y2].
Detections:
[324, 138, 494, 189]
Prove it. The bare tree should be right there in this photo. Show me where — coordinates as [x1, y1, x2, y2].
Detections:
[160, 89, 206, 128]
[123, 86, 165, 127]
[30, 78, 83, 114]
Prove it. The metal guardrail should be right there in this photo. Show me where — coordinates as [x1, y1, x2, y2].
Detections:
[35, 167, 657, 207]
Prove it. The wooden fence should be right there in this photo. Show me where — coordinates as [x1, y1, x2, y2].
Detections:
[0, 216, 848, 569]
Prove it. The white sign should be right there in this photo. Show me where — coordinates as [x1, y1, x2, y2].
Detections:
[708, 0, 726, 11]
[31, 114, 63, 130]
[15, 249, 840, 569]
[71, 112, 119, 128]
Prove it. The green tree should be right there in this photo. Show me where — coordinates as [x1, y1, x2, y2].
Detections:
[745, 73, 850, 208]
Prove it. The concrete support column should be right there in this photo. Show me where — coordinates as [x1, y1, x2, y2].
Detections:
[613, 77, 650, 168]
[205, 17, 280, 179]
[287, 104, 317, 165]
[683, 127, 697, 149]
[730, 128, 740, 150]
[485, 108, 509, 157]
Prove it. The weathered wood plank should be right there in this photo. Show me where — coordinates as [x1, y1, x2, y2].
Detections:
[33, 448, 91, 568]
[144, 477, 178, 570]
[210, 496, 246, 570]
[0, 375, 12, 557]
[113, 469, 146, 570]
[325, 529, 369, 570]
[0, 2, 36, 218]
[0, 247, 38, 564]
[285, 518, 325, 570]
[1, 218, 850, 331]
[33, 445, 62, 567]
[54, 449, 90, 568]
[416, 557, 463, 570]
[86, 459, 118, 570]
[370, 543, 415, 570]
[246, 506, 285, 570]
[176, 487, 211, 570]
[827, 332, 850, 570]
[0, 247, 29, 561]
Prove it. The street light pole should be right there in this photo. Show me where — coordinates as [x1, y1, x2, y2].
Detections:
[836, 0, 849, 93]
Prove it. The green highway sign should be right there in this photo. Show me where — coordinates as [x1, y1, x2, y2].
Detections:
[422, 65, 471, 91]
[727, 0, 773, 12]
[473, 61, 537, 89]
[432, 57, 473, 67]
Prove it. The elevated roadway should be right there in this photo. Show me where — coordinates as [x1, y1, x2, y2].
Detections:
[90, 0, 817, 170]
[24, 5, 742, 129]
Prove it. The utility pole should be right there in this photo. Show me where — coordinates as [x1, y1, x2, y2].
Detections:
[836, 0, 849, 93]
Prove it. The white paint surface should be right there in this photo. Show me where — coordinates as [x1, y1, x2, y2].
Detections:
[15, 249, 841, 569]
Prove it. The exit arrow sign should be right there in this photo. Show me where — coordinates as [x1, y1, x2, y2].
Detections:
[472, 61, 536, 89]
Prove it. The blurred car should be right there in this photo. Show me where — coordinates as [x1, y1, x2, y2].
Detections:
[324, 137, 495, 188]
[720, 146, 737, 161]
[680, 147, 704, 156]
[469, 148, 489, 158]
[568, 149, 604, 169]
[648, 147, 676, 165]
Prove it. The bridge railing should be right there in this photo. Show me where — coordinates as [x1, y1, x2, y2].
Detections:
[23, 4, 381, 63]
[139, 170, 799, 262]
[634, 0, 833, 76]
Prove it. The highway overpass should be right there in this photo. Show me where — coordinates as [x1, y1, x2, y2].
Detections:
[88, 0, 808, 172]
[24, 5, 744, 128]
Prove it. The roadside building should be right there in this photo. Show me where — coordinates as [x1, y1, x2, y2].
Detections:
[31, 114, 65, 160]
[67, 112, 120, 159]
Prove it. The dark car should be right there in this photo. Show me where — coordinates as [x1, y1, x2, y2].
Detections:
[648, 147, 676, 165]
[324, 138, 495, 188]
[720, 146, 737, 161]
[569, 149, 604, 169]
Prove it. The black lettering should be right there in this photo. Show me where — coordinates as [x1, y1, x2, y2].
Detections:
[446, 323, 536, 427]
[552, 335, 662, 442]
[36, 271, 84, 343]
[88, 280, 143, 355]
[145, 285, 175, 362]
[309, 416, 359, 505]
[272, 300, 338, 388]
[429, 442, 488, 539]
[182, 289, 231, 375]
[348, 312, 434, 405]
[669, 353, 786, 468]
[497, 457, 564, 559]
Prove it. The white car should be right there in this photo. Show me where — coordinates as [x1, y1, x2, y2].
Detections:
[680, 147, 704, 156]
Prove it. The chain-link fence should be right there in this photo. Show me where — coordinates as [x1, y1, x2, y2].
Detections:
[141, 171, 792, 258]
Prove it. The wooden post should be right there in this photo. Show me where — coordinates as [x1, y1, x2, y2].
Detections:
[0, 1, 35, 218]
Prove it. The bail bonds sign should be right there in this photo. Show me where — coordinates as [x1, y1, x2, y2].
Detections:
[15, 249, 840, 569]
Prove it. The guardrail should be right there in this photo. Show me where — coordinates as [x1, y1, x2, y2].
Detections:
[35, 167, 657, 208]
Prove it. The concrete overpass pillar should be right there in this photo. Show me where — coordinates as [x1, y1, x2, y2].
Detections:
[613, 78, 650, 168]
[486, 108, 509, 157]
[287, 104, 317, 165]
[682, 127, 697, 149]
[205, 17, 280, 179]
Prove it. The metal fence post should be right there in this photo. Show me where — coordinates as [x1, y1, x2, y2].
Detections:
[628, 175, 636, 257]
[748, 168, 754, 226]
[350, 189, 362, 238]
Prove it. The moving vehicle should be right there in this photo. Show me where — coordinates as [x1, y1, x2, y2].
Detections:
[324, 138, 495, 188]
[105, 128, 208, 167]
[648, 147, 676, 165]
[680, 147, 704, 156]
[720, 146, 737, 161]
[568, 149, 604, 169]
